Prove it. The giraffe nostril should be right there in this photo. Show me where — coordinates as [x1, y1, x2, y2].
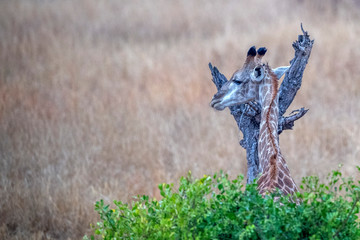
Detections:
[210, 96, 223, 109]
[210, 97, 219, 106]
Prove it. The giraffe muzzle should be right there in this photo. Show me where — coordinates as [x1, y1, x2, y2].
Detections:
[210, 97, 225, 111]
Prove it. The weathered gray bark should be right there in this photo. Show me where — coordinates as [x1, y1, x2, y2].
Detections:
[209, 25, 314, 183]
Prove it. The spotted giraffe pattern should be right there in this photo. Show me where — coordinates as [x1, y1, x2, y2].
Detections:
[256, 71, 298, 195]
[210, 46, 299, 196]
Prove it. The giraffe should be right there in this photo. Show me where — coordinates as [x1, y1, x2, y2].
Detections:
[210, 46, 299, 196]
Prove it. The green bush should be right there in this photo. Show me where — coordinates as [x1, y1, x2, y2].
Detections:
[85, 167, 360, 240]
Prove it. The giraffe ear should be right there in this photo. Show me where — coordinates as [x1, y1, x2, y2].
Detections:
[251, 66, 265, 82]
[273, 66, 289, 79]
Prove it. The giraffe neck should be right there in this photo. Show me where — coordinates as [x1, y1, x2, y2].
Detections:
[258, 75, 279, 172]
[256, 73, 298, 195]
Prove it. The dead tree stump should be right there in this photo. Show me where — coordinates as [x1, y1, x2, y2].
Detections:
[209, 25, 314, 183]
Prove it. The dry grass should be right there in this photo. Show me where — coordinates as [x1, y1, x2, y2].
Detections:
[1, 0, 360, 239]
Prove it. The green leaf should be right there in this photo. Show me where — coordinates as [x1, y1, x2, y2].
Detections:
[86, 168, 360, 240]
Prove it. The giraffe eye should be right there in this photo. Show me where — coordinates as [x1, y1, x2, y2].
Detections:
[233, 79, 242, 85]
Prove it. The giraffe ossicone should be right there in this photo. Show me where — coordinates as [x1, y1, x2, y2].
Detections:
[210, 46, 298, 196]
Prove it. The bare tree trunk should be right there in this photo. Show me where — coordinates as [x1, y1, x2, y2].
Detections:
[209, 25, 314, 183]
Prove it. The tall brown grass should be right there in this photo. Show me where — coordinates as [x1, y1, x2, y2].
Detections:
[1, 0, 360, 239]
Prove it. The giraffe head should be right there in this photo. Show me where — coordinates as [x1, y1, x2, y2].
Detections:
[210, 46, 289, 111]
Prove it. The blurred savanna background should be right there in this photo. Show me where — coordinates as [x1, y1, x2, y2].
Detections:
[1, 0, 360, 239]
